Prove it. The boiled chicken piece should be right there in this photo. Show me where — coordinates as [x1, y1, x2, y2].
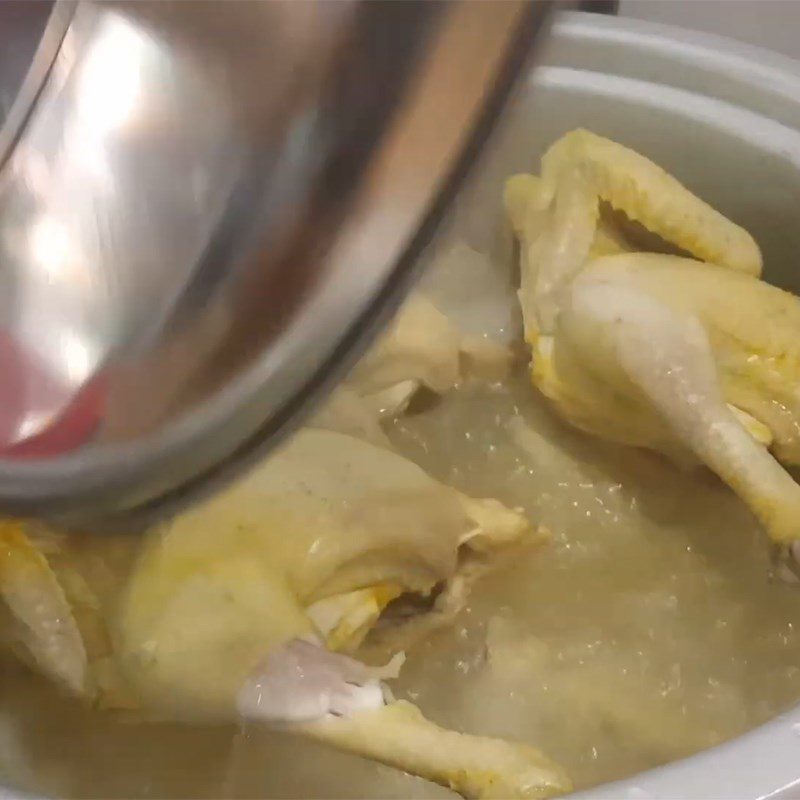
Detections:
[0, 522, 88, 696]
[116, 429, 563, 798]
[0, 429, 565, 798]
[506, 129, 800, 550]
[116, 429, 537, 706]
[346, 291, 512, 420]
[0, 521, 144, 708]
[241, 639, 570, 800]
[507, 129, 761, 338]
[548, 255, 800, 545]
[311, 289, 511, 448]
[346, 294, 463, 417]
[539, 130, 761, 274]
[313, 252, 513, 444]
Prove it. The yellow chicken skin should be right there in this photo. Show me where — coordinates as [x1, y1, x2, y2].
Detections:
[506, 129, 800, 549]
[0, 294, 570, 798]
[0, 290, 568, 799]
[506, 129, 762, 340]
[0, 522, 89, 696]
[0, 429, 566, 799]
[539, 130, 762, 276]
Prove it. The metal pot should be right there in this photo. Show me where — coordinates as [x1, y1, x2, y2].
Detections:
[0, 0, 552, 521]
[3, 8, 800, 800]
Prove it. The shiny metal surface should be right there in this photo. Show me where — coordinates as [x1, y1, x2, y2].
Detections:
[2, 10, 800, 800]
[0, 0, 551, 519]
[0, 0, 244, 453]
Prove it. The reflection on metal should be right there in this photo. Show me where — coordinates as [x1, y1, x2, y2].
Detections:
[0, 0, 551, 520]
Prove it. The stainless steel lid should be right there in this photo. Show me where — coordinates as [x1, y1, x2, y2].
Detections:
[0, 0, 552, 521]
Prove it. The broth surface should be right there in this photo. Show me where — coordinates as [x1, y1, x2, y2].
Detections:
[3, 374, 800, 797]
